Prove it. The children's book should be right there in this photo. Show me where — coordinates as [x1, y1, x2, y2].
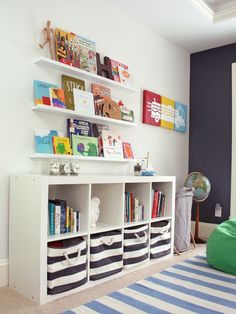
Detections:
[55, 28, 97, 73]
[91, 123, 109, 157]
[62, 75, 85, 110]
[78, 35, 97, 74]
[55, 28, 80, 67]
[34, 80, 58, 106]
[73, 89, 95, 116]
[102, 130, 123, 159]
[110, 59, 129, 83]
[117, 65, 131, 86]
[67, 119, 92, 145]
[52, 136, 72, 155]
[50, 88, 66, 108]
[72, 134, 98, 157]
[122, 142, 134, 159]
[35, 129, 64, 154]
[91, 84, 111, 97]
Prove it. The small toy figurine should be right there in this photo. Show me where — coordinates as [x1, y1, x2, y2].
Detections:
[90, 197, 100, 228]
[39, 20, 55, 60]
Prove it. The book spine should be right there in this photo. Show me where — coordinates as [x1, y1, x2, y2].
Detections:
[60, 202, 66, 234]
[157, 191, 162, 217]
[55, 205, 61, 235]
[134, 198, 139, 221]
[48, 202, 55, 235]
[73, 211, 77, 233]
[76, 211, 80, 232]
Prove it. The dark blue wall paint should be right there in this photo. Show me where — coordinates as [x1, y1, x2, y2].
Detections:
[190, 43, 236, 223]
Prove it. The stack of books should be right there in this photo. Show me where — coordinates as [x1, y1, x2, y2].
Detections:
[48, 199, 80, 235]
[151, 190, 166, 218]
[125, 192, 144, 223]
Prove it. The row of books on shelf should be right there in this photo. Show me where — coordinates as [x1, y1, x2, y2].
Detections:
[151, 190, 166, 218]
[48, 199, 80, 236]
[53, 27, 132, 86]
[34, 77, 134, 122]
[125, 192, 144, 223]
[35, 119, 134, 159]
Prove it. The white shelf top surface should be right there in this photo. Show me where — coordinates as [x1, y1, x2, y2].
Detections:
[12, 174, 176, 185]
[30, 153, 136, 163]
[47, 230, 88, 242]
[32, 104, 138, 127]
[34, 56, 138, 93]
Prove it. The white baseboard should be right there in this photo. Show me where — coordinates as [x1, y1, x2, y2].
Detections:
[191, 221, 217, 240]
[0, 259, 9, 287]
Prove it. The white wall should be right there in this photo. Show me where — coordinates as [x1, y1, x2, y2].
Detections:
[0, 0, 190, 276]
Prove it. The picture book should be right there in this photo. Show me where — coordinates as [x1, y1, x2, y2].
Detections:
[122, 142, 134, 159]
[78, 35, 97, 74]
[161, 96, 175, 130]
[118, 65, 131, 86]
[91, 84, 111, 97]
[62, 75, 85, 110]
[67, 118, 92, 145]
[102, 130, 123, 159]
[110, 59, 129, 83]
[55, 28, 80, 67]
[35, 129, 64, 154]
[50, 87, 66, 108]
[73, 89, 95, 116]
[52, 136, 72, 155]
[72, 134, 98, 157]
[174, 101, 187, 133]
[34, 80, 58, 106]
[55, 28, 97, 73]
[143, 90, 162, 127]
[91, 123, 109, 157]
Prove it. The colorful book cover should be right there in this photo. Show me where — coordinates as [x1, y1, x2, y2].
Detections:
[91, 123, 109, 157]
[142, 90, 161, 127]
[34, 80, 58, 106]
[67, 119, 92, 145]
[62, 75, 85, 110]
[52, 136, 72, 155]
[117, 65, 131, 86]
[122, 142, 134, 159]
[50, 88, 66, 108]
[73, 89, 95, 116]
[174, 101, 187, 133]
[78, 35, 97, 74]
[110, 59, 129, 83]
[55, 28, 80, 67]
[161, 96, 175, 130]
[72, 134, 98, 157]
[35, 129, 64, 154]
[91, 84, 111, 97]
[102, 130, 123, 159]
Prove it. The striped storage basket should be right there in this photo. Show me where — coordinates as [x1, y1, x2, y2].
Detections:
[47, 237, 87, 295]
[150, 220, 171, 259]
[90, 230, 123, 281]
[123, 224, 149, 269]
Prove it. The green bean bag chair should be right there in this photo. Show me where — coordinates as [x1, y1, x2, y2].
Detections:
[207, 219, 236, 275]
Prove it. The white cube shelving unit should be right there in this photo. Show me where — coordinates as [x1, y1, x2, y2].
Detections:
[9, 174, 175, 304]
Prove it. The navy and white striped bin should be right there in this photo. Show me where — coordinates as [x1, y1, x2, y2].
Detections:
[90, 230, 123, 281]
[123, 224, 149, 269]
[150, 220, 171, 259]
[47, 237, 87, 295]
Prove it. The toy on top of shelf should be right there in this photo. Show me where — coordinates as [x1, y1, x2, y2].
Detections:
[96, 53, 113, 79]
[135, 152, 156, 176]
[39, 20, 55, 60]
[90, 197, 100, 228]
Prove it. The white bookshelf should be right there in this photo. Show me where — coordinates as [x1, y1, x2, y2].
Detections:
[32, 105, 138, 127]
[34, 57, 138, 92]
[9, 175, 175, 304]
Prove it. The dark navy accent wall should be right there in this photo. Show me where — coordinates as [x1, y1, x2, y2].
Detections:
[190, 43, 236, 224]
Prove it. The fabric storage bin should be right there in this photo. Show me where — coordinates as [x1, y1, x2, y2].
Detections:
[123, 224, 149, 269]
[90, 229, 123, 281]
[150, 220, 171, 259]
[47, 237, 87, 295]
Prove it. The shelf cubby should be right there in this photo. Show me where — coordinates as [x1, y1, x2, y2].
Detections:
[151, 182, 174, 218]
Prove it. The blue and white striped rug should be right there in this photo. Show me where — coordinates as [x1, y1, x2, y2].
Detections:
[63, 255, 236, 314]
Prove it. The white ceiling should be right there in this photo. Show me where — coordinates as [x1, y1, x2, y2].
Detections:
[104, 0, 236, 53]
